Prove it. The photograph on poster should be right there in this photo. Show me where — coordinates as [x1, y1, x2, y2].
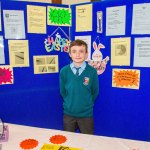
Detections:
[8, 40, 29, 67]
[111, 37, 130, 66]
[33, 55, 58, 74]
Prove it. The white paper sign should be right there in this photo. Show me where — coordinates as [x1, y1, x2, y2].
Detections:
[0, 36, 5, 64]
[132, 3, 150, 34]
[3, 10, 25, 39]
[106, 6, 126, 36]
[134, 38, 150, 67]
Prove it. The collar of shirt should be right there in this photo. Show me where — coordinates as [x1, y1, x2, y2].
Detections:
[70, 62, 86, 75]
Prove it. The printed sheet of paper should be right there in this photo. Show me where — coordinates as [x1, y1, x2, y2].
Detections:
[27, 5, 46, 34]
[106, 6, 126, 36]
[75, 35, 91, 60]
[0, 2, 1, 31]
[47, 6, 71, 26]
[40, 144, 82, 150]
[0, 66, 14, 85]
[76, 4, 92, 32]
[8, 40, 29, 67]
[111, 37, 130, 66]
[112, 69, 140, 89]
[0, 36, 5, 64]
[134, 38, 150, 67]
[33, 55, 58, 74]
[132, 3, 150, 34]
[3, 10, 25, 39]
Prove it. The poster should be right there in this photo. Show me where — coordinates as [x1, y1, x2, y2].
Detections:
[76, 4, 92, 32]
[8, 40, 29, 67]
[0, 66, 14, 85]
[106, 6, 126, 36]
[47, 6, 71, 26]
[111, 37, 130, 66]
[33, 55, 58, 74]
[132, 3, 150, 34]
[27, 5, 46, 33]
[97, 11, 103, 33]
[0, 36, 5, 64]
[40, 144, 82, 150]
[0, 2, 1, 31]
[134, 38, 150, 67]
[112, 69, 140, 89]
[3, 10, 25, 39]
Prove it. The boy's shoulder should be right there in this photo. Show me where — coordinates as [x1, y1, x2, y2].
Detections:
[60, 64, 70, 73]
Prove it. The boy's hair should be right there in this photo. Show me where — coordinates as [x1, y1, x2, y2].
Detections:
[69, 39, 88, 53]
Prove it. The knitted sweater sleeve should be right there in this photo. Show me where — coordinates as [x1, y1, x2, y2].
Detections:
[91, 70, 99, 101]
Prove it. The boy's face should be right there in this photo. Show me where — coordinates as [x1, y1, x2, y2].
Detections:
[69, 45, 88, 66]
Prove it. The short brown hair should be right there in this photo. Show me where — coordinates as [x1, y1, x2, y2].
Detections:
[69, 39, 88, 53]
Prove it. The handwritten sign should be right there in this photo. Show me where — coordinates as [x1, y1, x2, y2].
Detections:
[112, 69, 140, 89]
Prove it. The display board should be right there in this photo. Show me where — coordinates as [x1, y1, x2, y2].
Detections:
[0, 0, 70, 130]
[71, 0, 150, 141]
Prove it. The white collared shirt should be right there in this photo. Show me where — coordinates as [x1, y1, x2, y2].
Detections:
[70, 62, 86, 76]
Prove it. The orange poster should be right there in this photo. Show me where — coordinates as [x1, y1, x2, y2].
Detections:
[112, 69, 140, 89]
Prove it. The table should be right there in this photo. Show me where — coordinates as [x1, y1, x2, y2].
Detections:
[1, 123, 150, 150]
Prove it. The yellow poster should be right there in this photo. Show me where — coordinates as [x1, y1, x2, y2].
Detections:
[111, 37, 130, 66]
[112, 69, 140, 89]
[76, 4, 92, 32]
[33, 55, 58, 74]
[40, 144, 82, 150]
[8, 40, 29, 67]
[27, 5, 46, 33]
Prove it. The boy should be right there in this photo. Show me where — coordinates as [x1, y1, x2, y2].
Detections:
[59, 39, 99, 134]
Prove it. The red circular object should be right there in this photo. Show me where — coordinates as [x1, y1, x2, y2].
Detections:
[20, 139, 38, 149]
[50, 135, 67, 144]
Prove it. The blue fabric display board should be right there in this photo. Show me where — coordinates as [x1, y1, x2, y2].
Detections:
[0, 0, 70, 130]
[71, 0, 150, 141]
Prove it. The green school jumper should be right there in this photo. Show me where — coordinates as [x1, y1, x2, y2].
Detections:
[60, 64, 99, 118]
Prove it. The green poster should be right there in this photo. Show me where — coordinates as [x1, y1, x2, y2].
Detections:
[47, 6, 71, 26]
